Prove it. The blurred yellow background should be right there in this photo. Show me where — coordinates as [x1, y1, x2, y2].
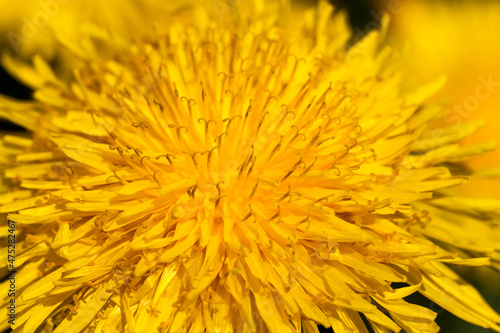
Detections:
[371, 2, 500, 332]
[375, 0, 500, 200]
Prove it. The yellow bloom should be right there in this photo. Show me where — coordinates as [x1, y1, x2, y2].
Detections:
[383, 0, 500, 198]
[1, 1, 500, 332]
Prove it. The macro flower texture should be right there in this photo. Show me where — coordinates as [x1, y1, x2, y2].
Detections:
[1, 0, 500, 332]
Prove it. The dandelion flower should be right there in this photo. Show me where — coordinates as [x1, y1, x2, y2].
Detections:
[1, 1, 500, 332]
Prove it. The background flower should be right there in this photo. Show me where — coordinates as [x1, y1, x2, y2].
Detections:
[375, 0, 500, 200]
[0, 0, 200, 80]
[0, 0, 193, 55]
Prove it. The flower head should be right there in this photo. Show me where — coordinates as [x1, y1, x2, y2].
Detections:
[1, 1, 500, 332]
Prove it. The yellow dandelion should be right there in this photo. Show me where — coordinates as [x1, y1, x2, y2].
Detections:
[1, 1, 500, 332]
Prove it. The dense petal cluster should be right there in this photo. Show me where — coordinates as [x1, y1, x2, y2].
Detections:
[1, 1, 499, 332]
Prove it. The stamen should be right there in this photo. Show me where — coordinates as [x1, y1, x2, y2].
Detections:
[106, 165, 125, 184]
[307, 126, 322, 147]
[317, 135, 336, 147]
[168, 124, 189, 142]
[289, 125, 307, 144]
[280, 168, 296, 182]
[108, 131, 118, 140]
[181, 97, 196, 116]
[204, 146, 218, 171]
[261, 90, 278, 112]
[267, 136, 283, 161]
[222, 115, 242, 132]
[182, 151, 200, 168]
[256, 111, 269, 134]
[187, 182, 198, 199]
[155, 153, 175, 165]
[153, 99, 165, 113]
[247, 156, 257, 177]
[299, 157, 318, 176]
[314, 195, 335, 204]
[132, 121, 149, 131]
[278, 104, 295, 128]
[198, 118, 216, 143]
[267, 205, 281, 222]
[296, 208, 311, 229]
[226, 90, 243, 112]
[242, 205, 254, 221]
[306, 95, 316, 111]
[276, 185, 292, 203]
[173, 82, 179, 98]
[214, 132, 228, 148]
[244, 99, 253, 119]
[350, 158, 365, 171]
[145, 170, 162, 187]
[249, 179, 259, 200]
[200, 81, 206, 102]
